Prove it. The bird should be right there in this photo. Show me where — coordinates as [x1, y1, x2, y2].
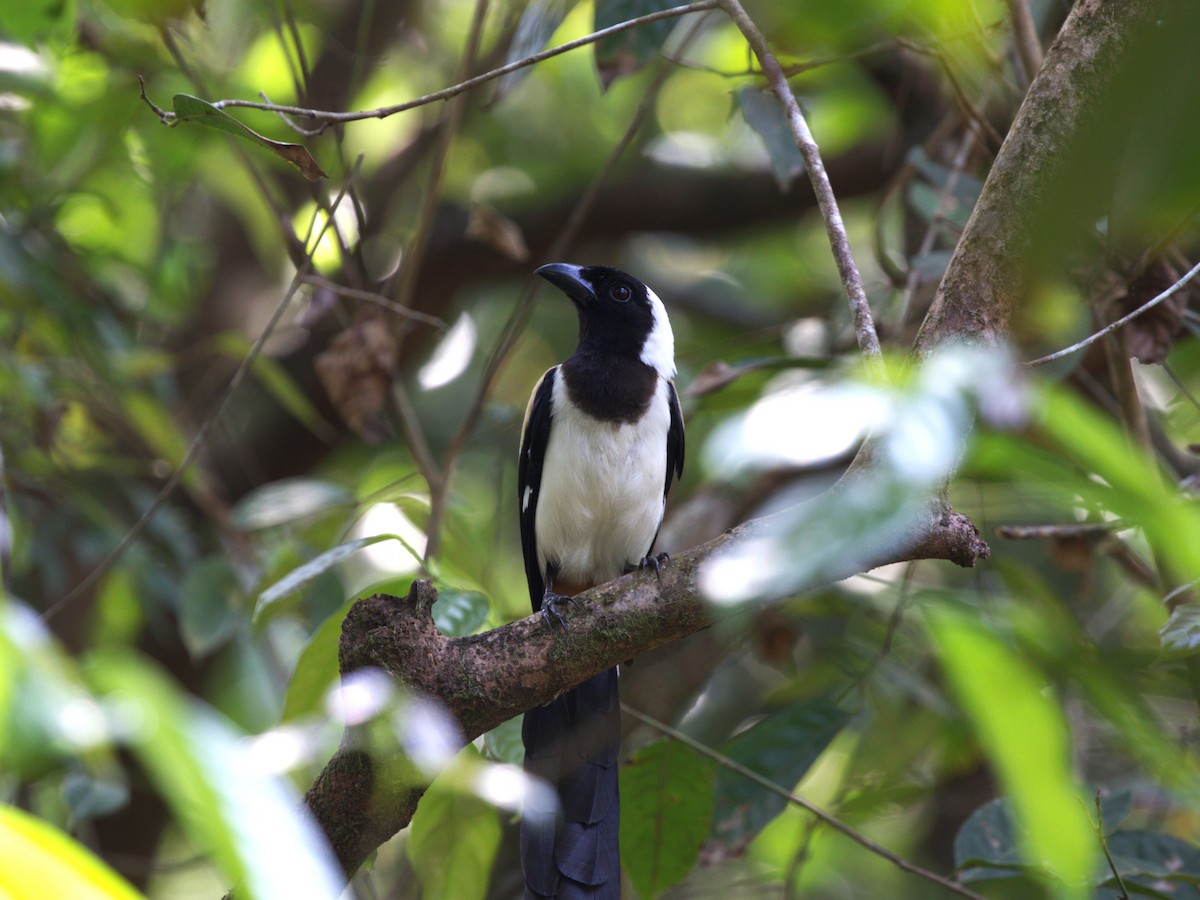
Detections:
[518, 263, 685, 899]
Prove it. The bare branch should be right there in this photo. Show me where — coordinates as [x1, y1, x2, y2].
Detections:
[717, 0, 883, 369]
[149, 2, 718, 128]
[1024, 258, 1200, 367]
[1006, 0, 1044, 86]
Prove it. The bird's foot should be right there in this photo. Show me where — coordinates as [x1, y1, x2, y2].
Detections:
[540, 590, 577, 631]
[636, 551, 671, 581]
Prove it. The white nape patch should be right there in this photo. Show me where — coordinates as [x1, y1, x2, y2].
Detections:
[535, 375, 671, 585]
[639, 287, 676, 380]
[521, 484, 532, 513]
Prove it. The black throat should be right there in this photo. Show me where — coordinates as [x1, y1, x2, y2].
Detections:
[560, 351, 658, 424]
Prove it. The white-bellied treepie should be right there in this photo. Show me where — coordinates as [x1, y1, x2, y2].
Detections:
[518, 263, 684, 899]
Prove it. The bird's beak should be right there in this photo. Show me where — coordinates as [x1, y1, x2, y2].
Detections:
[535, 263, 595, 306]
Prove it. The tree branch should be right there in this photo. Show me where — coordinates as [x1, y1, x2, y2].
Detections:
[914, 0, 1162, 357]
[304, 498, 988, 878]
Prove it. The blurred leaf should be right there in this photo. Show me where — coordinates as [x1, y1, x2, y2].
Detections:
[496, 0, 578, 99]
[708, 702, 849, 852]
[594, 0, 674, 89]
[230, 478, 355, 531]
[954, 797, 1027, 879]
[281, 599, 354, 722]
[737, 88, 804, 192]
[467, 202, 530, 262]
[928, 606, 1095, 898]
[482, 716, 523, 766]
[61, 769, 129, 824]
[170, 95, 327, 182]
[179, 556, 240, 659]
[431, 588, 489, 637]
[254, 534, 395, 621]
[213, 332, 336, 439]
[407, 762, 502, 900]
[620, 740, 715, 897]
[87, 652, 343, 900]
[0, 802, 143, 900]
[1160, 604, 1200, 659]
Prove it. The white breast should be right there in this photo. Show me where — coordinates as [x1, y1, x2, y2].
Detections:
[535, 375, 671, 585]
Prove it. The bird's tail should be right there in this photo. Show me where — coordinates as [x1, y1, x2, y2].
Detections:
[521, 667, 621, 900]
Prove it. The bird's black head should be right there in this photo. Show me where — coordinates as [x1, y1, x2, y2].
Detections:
[535, 263, 675, 378]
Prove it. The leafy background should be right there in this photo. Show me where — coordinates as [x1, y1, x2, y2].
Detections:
[2, 0, 1200, 898]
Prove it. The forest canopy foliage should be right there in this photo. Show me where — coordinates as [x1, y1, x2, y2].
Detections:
[2, 0, 1200, 898]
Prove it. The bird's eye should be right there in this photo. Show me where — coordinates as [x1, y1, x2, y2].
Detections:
[610, 284, 632, 303]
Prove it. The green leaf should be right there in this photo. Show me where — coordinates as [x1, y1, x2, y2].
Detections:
[170, 94, 327, 182]
[927, 606, 1095, 899]
[496, 0, 578, 99]
[620, 740, 715, 897]
[407, 760, 502, 900]
[708, 702, 849, 852]
[737, 88, 804, 192]
[281, 599, 355, 722]
[432, 588, 490, 637]
[179, 557, 241, 658]
[62, 769, 129, 823]
[1160, 604, 1200, 659]
[594, 0, 674, 89]
[954, 797, 1025, 874]
[0, 803, 144, 900]
[482, 716, 523, 766]
[253, 534, 395, 621]
[1106, 830, 1200, 881]
[230, 477, 355, 531]
[87, 651, 343, 900]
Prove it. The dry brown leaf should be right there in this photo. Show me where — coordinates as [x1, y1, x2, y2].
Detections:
[314, 307, 397, 444]
[466, 202, 530, 262]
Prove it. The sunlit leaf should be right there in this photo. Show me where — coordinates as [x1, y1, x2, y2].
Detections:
[170, 95, 327, 181]
[230, 478, 355, 531]
[927, 606, 1095, 899]
[708, 702, 849, 852]
[0, 803, 143, 900]
[253, 534, 395, 621]
[737, 88, 804, 192]
[87, 652, 343, 900]
[620, 740, 715, 897]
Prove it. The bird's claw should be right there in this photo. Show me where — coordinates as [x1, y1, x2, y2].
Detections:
[637, 551, 671, 581]
[540, 591, 576, 631]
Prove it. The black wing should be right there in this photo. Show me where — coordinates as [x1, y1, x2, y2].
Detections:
[518, 366, 557, 611]
[665, 380, 685, 500]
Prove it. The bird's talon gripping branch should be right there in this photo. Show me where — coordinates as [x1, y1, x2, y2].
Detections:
[635, 551, 671, 581]
[539, 592, 575, 631]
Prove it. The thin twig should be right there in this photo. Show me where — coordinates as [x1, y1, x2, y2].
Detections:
[897, 125, 979, 329]
[152, 2, 718, 128]
[623, 705, 988, 900]
[1091, 790, 1131, 899]
[717, 0, 883, 371]
[301, 275, 448, 330]
[1025, 258, 1200, 367]
[1005, 0, 1043, 87]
